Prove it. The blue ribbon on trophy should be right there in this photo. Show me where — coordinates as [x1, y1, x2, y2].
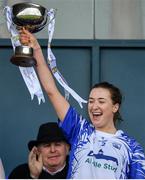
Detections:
[4, 3, 87, 108]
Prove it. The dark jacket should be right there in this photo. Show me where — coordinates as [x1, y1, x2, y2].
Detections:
[8, 162, 69, 179]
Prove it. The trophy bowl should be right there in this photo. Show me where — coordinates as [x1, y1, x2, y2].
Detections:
[10, 2, 48, 67]
[12, 2, 48, 33]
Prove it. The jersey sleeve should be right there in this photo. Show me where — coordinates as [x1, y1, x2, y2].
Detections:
[129, 143, 145, 179]
[59, 106, 83, 145]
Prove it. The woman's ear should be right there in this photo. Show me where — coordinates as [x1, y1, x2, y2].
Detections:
[113, 103, 119, 113]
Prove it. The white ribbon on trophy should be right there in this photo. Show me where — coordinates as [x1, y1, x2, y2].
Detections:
[4, 6, 45, 104]
[47, 9, 87, 108]
[5, 6, 87, 108]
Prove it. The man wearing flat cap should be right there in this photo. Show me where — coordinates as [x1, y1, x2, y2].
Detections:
[8, 122, 70, 179]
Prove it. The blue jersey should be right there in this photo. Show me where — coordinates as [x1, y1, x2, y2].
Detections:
[59, 106, 145, 179]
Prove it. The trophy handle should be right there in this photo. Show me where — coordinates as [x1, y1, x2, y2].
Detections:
[35, 8, 57, 33]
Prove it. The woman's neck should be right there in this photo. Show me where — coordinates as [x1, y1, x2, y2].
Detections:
[95, 124, 117, 134]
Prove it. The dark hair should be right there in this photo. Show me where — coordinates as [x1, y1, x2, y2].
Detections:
[92, 82, 123, 124]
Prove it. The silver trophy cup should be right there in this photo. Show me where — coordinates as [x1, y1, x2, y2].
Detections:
[11, 3, 48, 67]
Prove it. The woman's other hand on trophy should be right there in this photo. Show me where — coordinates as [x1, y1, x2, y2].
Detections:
[19, 27, 40, 50]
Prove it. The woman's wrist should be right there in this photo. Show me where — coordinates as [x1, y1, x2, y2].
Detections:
[33, 45, 41, 51]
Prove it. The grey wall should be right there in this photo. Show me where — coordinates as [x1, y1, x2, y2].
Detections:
[1, 0, 145, 39]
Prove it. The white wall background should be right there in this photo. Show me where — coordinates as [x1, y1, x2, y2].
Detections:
[1, 0, 145, 38]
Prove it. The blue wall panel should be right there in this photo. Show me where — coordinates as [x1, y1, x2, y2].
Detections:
[1, 39, 145, 176]
[0, 39, 92, 176]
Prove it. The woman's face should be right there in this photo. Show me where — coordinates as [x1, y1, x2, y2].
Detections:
[88, 87, 119, 133]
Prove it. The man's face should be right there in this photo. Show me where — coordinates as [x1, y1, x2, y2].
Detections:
[37, 141, 69, 171]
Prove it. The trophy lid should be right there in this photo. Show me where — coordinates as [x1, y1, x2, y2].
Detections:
[12, 3, 48, 33]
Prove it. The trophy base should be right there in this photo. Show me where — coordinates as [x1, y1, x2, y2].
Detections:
[10, 55, 37, 67]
